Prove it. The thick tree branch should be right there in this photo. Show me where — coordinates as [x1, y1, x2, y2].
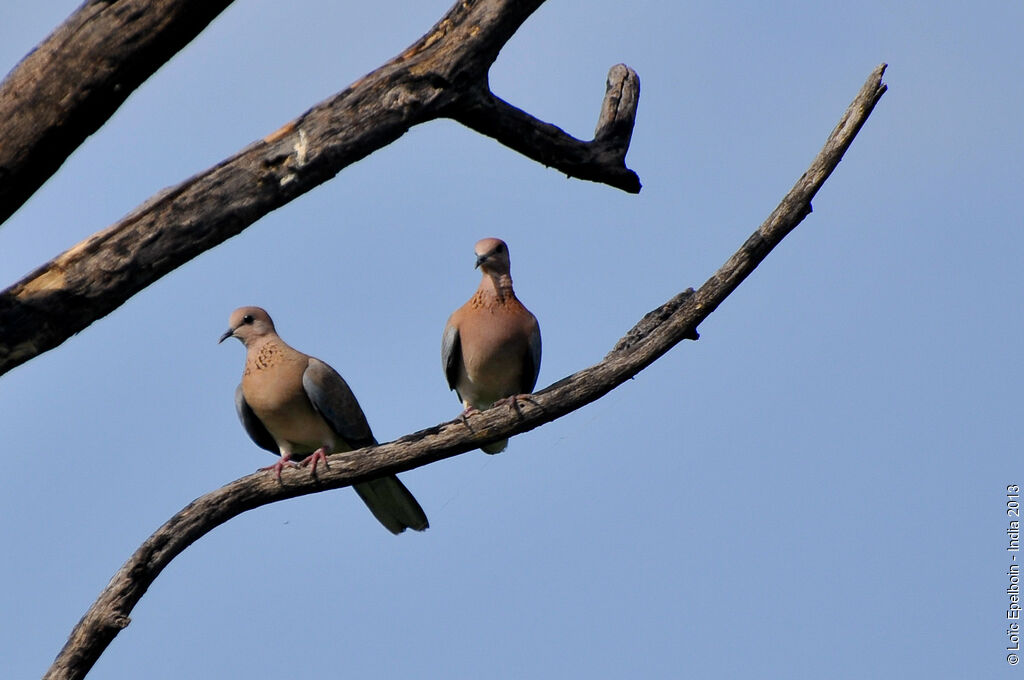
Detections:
[0, 0, 640, 378]
[0, 0, 236, 226]
[44, 64, 886, 680]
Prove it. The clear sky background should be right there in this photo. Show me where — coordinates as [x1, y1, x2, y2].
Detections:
[1, 2, 1020, 678]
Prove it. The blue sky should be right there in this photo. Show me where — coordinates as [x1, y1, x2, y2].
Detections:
[1, 2, 1021, 678]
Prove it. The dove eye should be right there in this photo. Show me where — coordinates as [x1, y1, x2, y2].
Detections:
[242, 315, 254, 324]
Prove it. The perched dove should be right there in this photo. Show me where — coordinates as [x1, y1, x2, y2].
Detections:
[220, 306, 428, 534]
[442, 238, 542, 453]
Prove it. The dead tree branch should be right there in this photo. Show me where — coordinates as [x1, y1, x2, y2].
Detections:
[44, 64, 887, 680]
[0, 0, 639, 378]
[451, 64, 640, 192]
[0, 0, 236, 225]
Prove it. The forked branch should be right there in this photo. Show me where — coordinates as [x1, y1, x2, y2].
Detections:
[451, 64, 641, 192]
[44, 64, 887, 680]
[0, 0, 638, 377]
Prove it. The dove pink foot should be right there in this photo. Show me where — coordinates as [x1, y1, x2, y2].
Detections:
[494, 393, 538, 417]
[300, 447, 330, 475]
[261, 453, 300, 480]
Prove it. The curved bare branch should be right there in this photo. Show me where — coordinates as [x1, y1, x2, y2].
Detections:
[44, 64, 886, 680]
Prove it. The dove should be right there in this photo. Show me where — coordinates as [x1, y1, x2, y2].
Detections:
[442, 238, 541, 453]
[221, 306, 428, 534]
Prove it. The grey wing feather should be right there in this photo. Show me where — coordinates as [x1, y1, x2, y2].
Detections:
[302, 358, 376, 449]
[441, 323, 462, 395]
[305, 358, 430, 535]
[234, 384, 278, 454]
[522, 320, 542, 394]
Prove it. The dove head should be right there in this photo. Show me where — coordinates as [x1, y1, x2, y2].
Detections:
[474, 237, 511, 276]
[220, 306, 277, 346]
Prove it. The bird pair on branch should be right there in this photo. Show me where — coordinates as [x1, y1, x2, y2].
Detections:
[220, 238, 541, 534]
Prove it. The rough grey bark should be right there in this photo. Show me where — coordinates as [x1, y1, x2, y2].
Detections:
[0, 0, 639, 378]
[44, 64, 887, 680]
[0, 0, 236, 225]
